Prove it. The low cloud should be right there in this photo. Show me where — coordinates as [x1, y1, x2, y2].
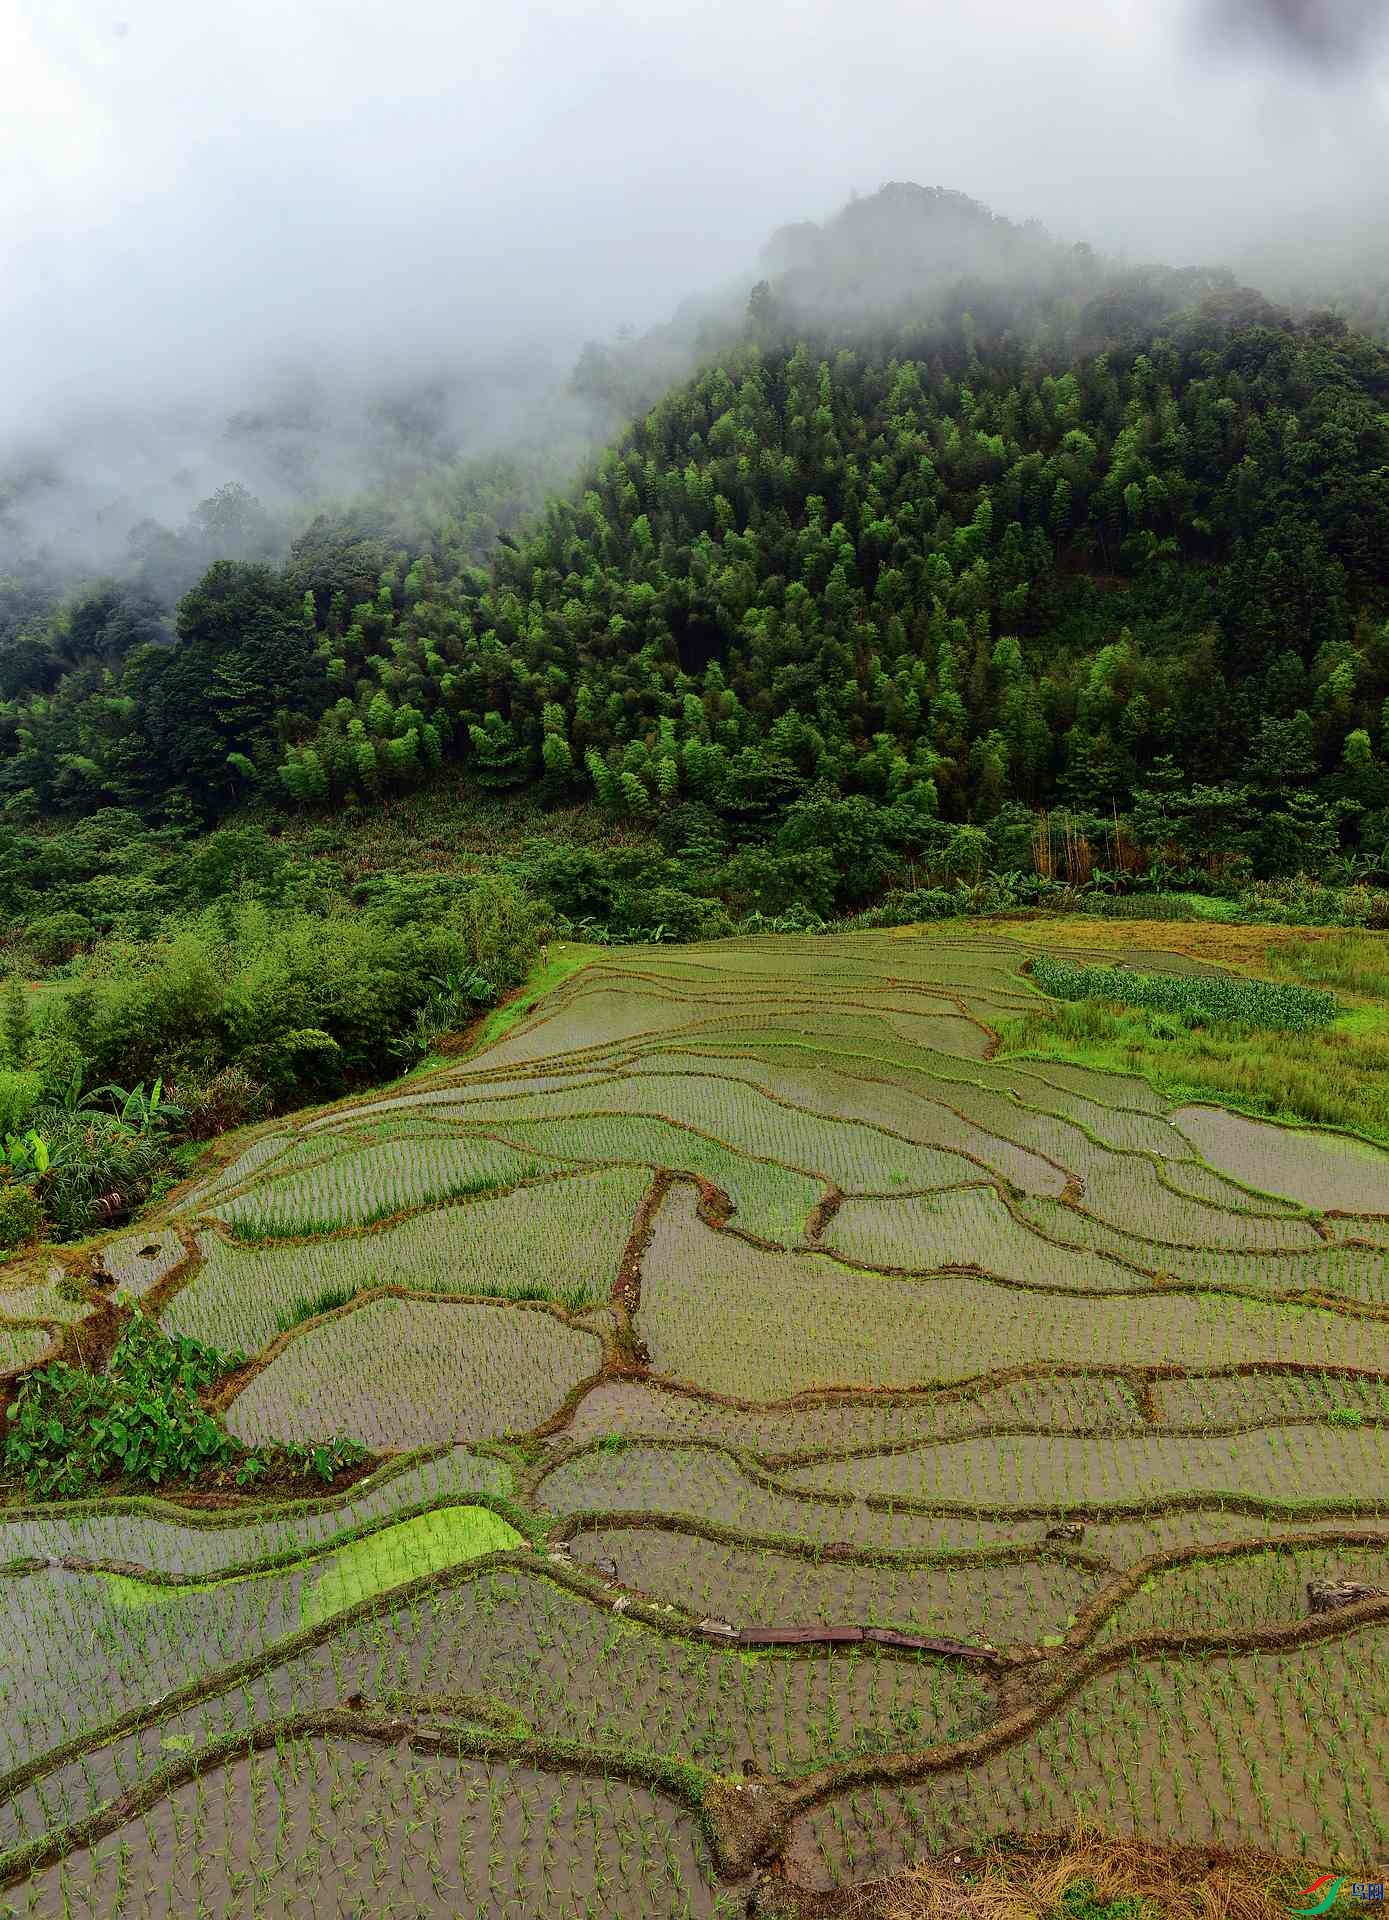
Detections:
[3, 0, 1387, 595]
[1196, 0, 1388, 69]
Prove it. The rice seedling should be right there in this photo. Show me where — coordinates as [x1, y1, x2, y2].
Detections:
[6, 1740, 727, 1918]
[3, 927, 1388, 1915]
[0, 1325, 57, 1374]
[784, 1425, 1389, 1510]
[218, 1141, 569, 1238]
[637, 1187, 1379, 1401]
[95, 1229, 187, 1300]
[0, 1267, 89, 1327]
[224, 1295, 604, 1449]
[167, 1166, 646, 1354]
[791, 1624, 1389, 1885]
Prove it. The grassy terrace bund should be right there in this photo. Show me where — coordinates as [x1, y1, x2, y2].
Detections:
[0, 925, 1387, 1916]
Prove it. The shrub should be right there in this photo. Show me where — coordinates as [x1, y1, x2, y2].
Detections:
[0, 1069, 42, 1136]
[29, 1028, 87, 1105]
[612, 885, 735, 942]
[33, 898, 545, 1108]
[737, 903, 830, 935]
[2, 973, 31, 1067]
[843, 886, 959, 928]
[717, 847, 838, 918]
[1, 1310, 368, 1498]
[248, 1028, 342, 1098]
[516, 845, 617, 920]
[1238, 877, 1389, 928]
[387, 967, 499, 1066]
[0, 1182, 45, 1252]
[446, 875, 551, 989]
[170, 1065, 270, 1141]
[34, 1110, 168, 1237]
[3, 1314, 240, 1498]
[772, 794, 913, 907]
[27, 912, 95, 964]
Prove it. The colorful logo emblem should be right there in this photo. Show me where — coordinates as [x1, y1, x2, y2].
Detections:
[1289, 1879, 1345, 1916]
[1289, 1878, 1386, 1915]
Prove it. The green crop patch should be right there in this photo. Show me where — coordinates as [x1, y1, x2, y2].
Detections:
[1031, 953, 1338, 1032]
[91, 1505, 521, 1627]
[298, 1506, 523, 1626]
[223, 1295, 606, 1448]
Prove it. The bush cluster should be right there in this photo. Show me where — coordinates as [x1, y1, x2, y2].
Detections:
[0, 869, 551, 1247]
[40, 884, 545, 1102]
[1, 1311, 366, 1499]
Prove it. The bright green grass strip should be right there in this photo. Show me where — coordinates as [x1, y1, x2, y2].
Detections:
[298, 1506, 521, 1626]
[433, 942, 601, 1071]
[1074, 892, 1243, 924]
[103, 1569, 233, 1608]
[230, 1163, 549, 1245]
[99, 1506, 521, 1623]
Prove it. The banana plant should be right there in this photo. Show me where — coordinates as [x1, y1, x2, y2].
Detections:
[80, 1078, 185, 1136]
[1, 1129, 50, 1184]
[54, 1067, 84, 1114]
[430, 965, 497, 1006]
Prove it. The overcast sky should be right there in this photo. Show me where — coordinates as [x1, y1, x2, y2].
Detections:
[5, 0, 1388, 436]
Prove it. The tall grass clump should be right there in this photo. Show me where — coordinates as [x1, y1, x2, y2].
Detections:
[1072, 892, 1245, 924]
[1264, 929, 1389, 1002]
[273, 1266, 602, 1334]
[275, 1280, 359, 1333]
[1000, 999, 1389, 1142]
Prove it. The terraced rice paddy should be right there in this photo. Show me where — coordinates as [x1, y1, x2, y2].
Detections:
[2, 928, 1388, 1914]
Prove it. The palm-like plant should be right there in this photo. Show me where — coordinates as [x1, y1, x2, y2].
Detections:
[0, 1128, 49, 1183]
[35, 1110, 167, 1234]
[80, 1077, 186, 1136]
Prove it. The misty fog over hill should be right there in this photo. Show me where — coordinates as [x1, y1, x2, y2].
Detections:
[5, 0, 1389, 622]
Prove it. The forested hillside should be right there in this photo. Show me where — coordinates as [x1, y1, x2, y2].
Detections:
[4, 186, 1389, 915]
